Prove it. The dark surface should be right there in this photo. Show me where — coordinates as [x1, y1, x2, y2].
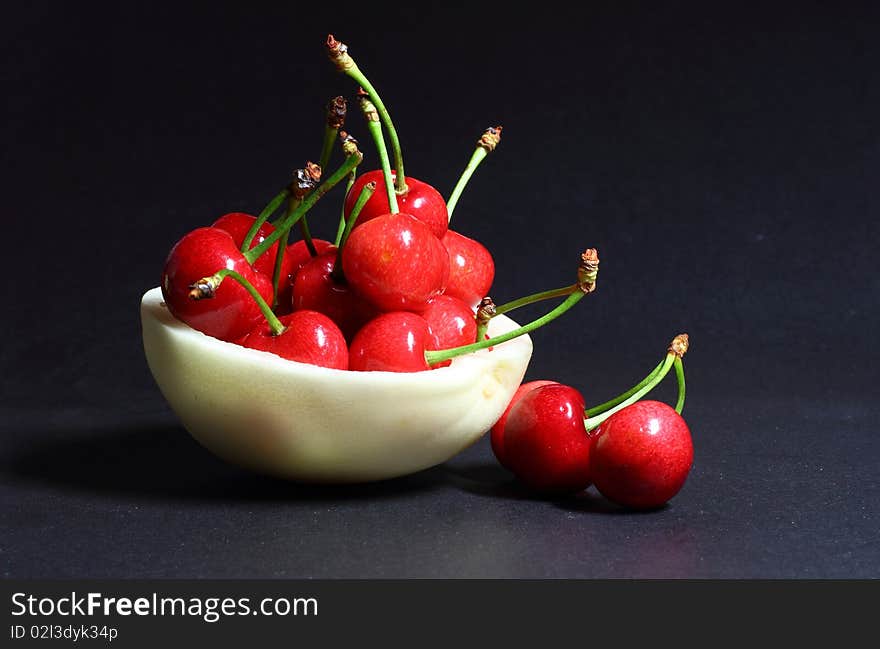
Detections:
[2, 2, 878, 578]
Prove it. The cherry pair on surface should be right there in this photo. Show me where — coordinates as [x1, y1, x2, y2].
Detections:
[490, 336, 693, 509]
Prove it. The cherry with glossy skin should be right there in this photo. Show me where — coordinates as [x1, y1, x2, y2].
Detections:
[211, 212, 289, 279]
[212, 212, 294, 309]
[502, 383, 593, 494]
[342, 212, 450, 312]
[442, 229, 495, 308]
[240, 310, 348, 370]
[286, 238, 335, 277]
[161, 227, 273, 342]
[292, 250, 378, 340]
[589, 400, 693, 509]
[344, 170, 448, 240]
[490, 380, 559, 470]
[419, 295, 477, 350]
[348, 312, 441, 372]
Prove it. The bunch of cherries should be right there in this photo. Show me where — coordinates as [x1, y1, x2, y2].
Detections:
[157, 35, 695, 509]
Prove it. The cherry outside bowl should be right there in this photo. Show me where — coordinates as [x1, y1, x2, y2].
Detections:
[140, 287, 533, 483]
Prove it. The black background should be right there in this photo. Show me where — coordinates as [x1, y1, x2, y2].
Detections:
[2, 2, 878, 578]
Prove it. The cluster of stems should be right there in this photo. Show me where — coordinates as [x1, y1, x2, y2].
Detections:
[196, 39, 635, 382]
[327, 35, 407, 196]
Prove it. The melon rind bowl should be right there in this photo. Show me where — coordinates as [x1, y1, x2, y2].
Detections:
[140, 287, 533, 483]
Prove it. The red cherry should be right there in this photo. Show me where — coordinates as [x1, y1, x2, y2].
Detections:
[419, 295, 477, 349]
[240, 310, 348, 370]
[211, 212, 286, 278]
[348, 312, 441, 372]
[490, 380, 559, 470]
[212, 212, 295, 309]
[286, 238, 336, 278]
[442, 230, 495, 308]
[161, 227, 273, 342]
[589, 400, 693, 509]
[292, 250, 378, 341]
[344, 170, 448, 239]
[503, 384, 593, 494]
[342, 212, 450, 312]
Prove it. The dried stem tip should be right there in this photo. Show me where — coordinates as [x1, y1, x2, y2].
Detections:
[326, 34, 355, 71]
[339, 130, 360, 156]
[478, 126, 503, 152]
[188, 276, 219, 300]
[326, 96, 347, 129]
[577, 248, 600, 293]
[357, 88, 379, 122]
[668, 333, 690, 358]
[476, 297, 497, 325]
[291, 162, 322, 199]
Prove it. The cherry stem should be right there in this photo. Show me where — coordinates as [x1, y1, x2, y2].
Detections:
[357, 90, 399, 213]
[425, 248, 599, 365]
[446, 126, 502, 221]
[196, 269, 284, 336]
[270, 197, 299, 308]
[494, 284, 577, 316]
[317, 98, 346, 187]
[336, 182, 376, 252]
[584, 359, 666, 418]
[334, 170, 357, 246]
[241, 188, 290, 253]
[324, 96, 347, 142]
[424, 291, 586, 366]
[244, 149, 363, 265]
[674, 356, 686, 414]
[584, 354, 677, 431]
[291, 163, 323, 258]
[583, 333, 690, 430]
[326, 35, 406, 194]
[425, 249, 598, 365]
[332, 181, 376, 282]
[299, 216, 317, 257]
[318, 125, 338, 172]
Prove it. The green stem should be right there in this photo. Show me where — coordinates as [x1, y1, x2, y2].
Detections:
[336, 181, 376, 252]
[584, 354, 676, 431]
[447, 148, 487, 220]
[352, 73, 405, 194]
[292, 164, 322, 258]
[327, 36, 406, 194]
[494, 284, 577, 316]
[674, 356, 686, 414]
[446, 127, 502, 221]
[241, 188, 290, 252]
[299, 217, 317, 257]
[424, 291, 585, 366]
[271, 197, 299, 308]
[334, 171, 357, 246]
[318, 124, 337, 172]
[208, 269, 284, 335]
[584, 359, 666, 418]
[332, 181, 376, 282]
[244, 151, 363, 265]
[366, 118, 398, 212]
[358, 93, 398, 213]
